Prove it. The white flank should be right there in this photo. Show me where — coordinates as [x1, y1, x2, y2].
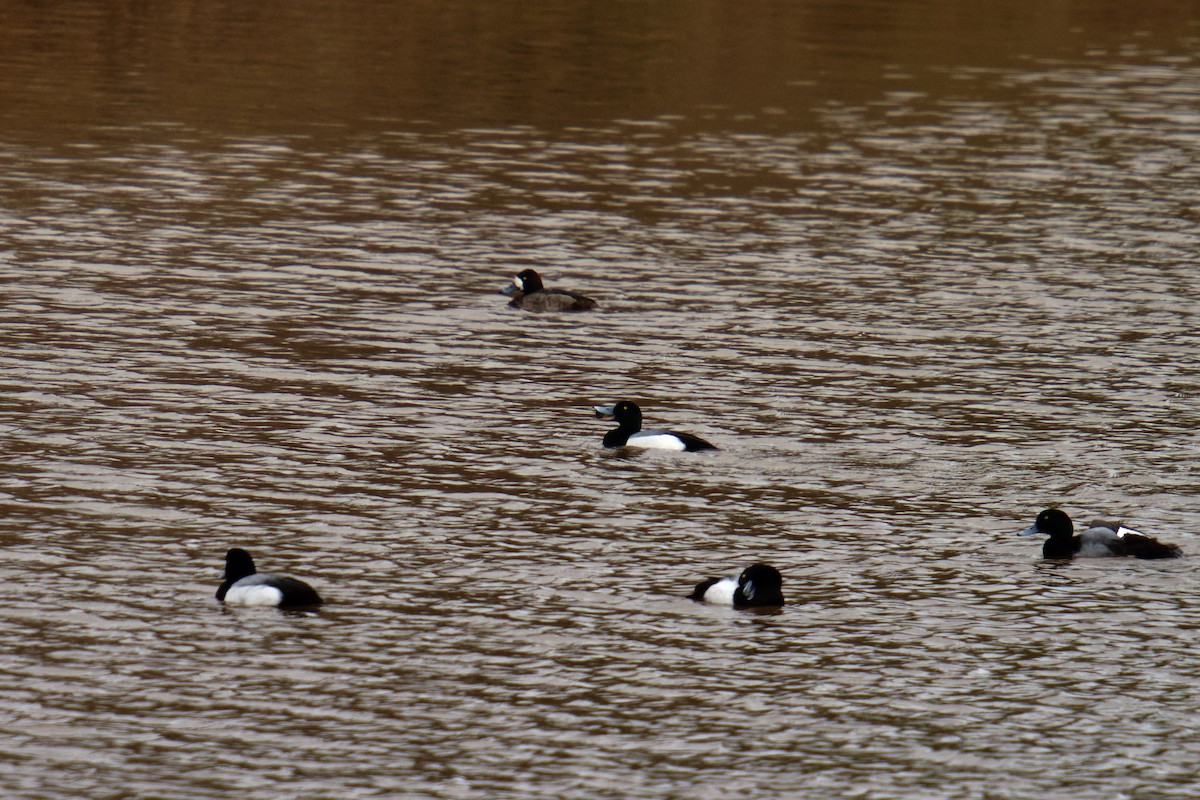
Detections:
[224, 584, 285, 607]
[627, 433, 686, 451]
[702, 577, 738, 606]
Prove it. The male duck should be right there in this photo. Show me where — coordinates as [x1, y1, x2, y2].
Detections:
[1019, 508, 1182, 559]
[501, 269, 597, 312]
[689, 564, 784, 608]
[593, 400, 716, 452]
[217, 548, 324, 607]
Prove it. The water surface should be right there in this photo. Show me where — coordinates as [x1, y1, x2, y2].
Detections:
[3, 1, 1200, 798]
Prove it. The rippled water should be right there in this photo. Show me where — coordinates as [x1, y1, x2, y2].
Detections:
[3, 1, 1200, 798]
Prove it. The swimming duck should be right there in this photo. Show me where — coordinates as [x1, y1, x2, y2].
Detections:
[593, 400, 716, 451]
[1018, 508, 1182, 559]
[501, 269, 597, 312]
[689, 563, 784, 608]
[216, 548, 324, 607]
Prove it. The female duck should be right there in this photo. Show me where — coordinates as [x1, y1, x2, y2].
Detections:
[592, 400, 716, 451]
[217, 548, 324, 607]
[1019, 508, 1182, 559]
[501, 269, 597, 312]
[689, 564, 784, 608]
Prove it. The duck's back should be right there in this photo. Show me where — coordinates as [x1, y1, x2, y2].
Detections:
[1117, 529, 1183, 559]
[1075, 526, 1124, 557]
[224, 573, 323, 607]
[669, 431, 717, 452]
[1073, 524, 1183, 559]
[512, 289, 596, 312]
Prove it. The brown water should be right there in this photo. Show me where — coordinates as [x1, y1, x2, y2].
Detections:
[3, 1, 1200, 797]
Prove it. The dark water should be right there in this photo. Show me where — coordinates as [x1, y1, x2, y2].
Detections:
[3, 1, 1200, 797]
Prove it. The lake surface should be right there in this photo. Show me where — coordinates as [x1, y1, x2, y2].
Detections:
[3, 1, 1200, 797]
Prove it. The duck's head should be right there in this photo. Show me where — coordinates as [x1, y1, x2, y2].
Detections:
[593, 400, 642, 427]
[1019, 508, 1074, 540]
[501, 269, 544, 296]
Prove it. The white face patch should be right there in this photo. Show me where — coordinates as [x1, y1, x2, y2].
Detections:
[511, 275, 524, 290]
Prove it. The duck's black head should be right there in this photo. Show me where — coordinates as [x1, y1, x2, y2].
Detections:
[222, 548, 258, 583]
[1021, 508, 1075, 541]
[501, 269, 546, 297]
[735, 563, 784, 607]
[593, 400, 642, 429]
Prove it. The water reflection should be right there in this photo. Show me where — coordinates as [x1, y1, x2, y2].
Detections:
[3, 0, 1199, 137]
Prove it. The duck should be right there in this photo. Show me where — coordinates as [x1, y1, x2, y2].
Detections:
[592, 400, 717, 451]
[688, 563, 784, 608]
[1018, 508, 1183, 559]
[216, 548, 324, 607]
[501, 269, 597, 312]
